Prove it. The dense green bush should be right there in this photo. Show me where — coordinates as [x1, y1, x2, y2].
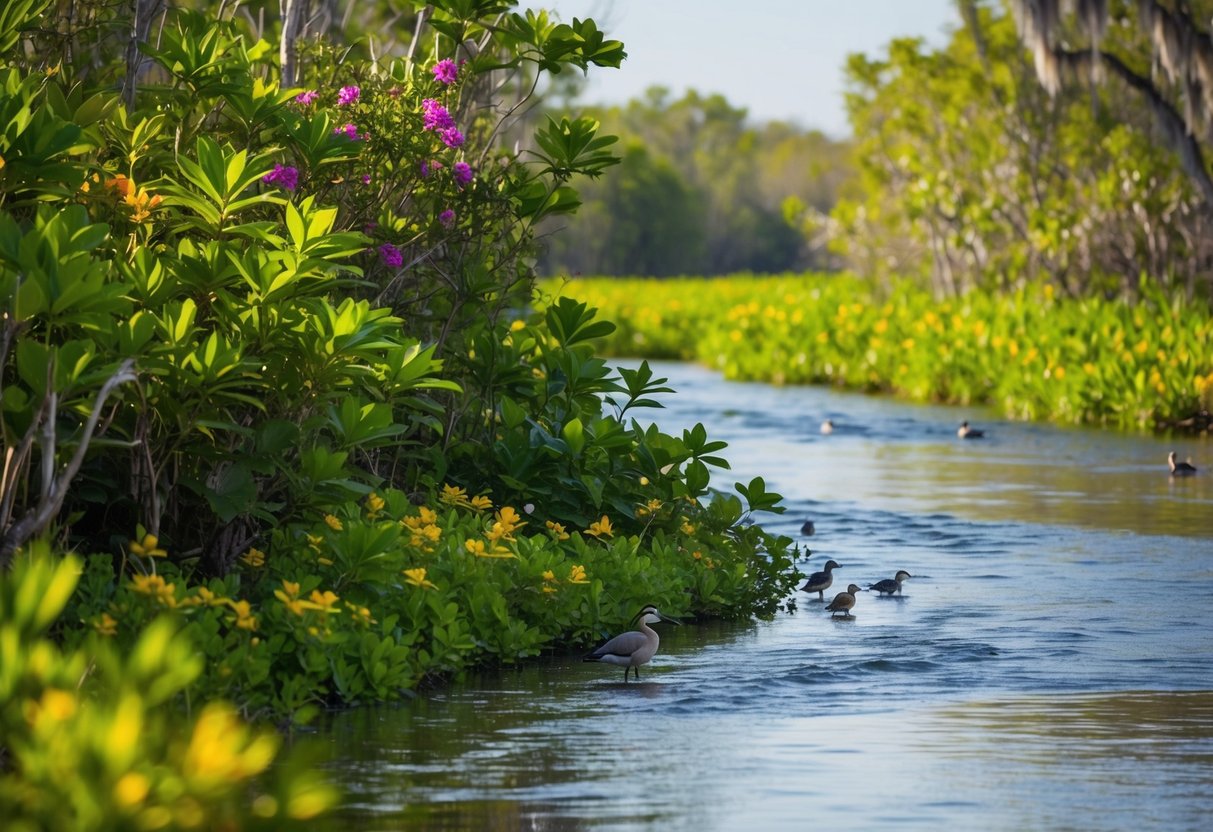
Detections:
[554, 274, 1213, 431]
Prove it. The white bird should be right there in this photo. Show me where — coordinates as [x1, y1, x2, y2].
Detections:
[826, 584, 862, 618]
[958, 420, 985, 439]
[820, 419, 834, 435]
[584, 605, 680, 682]
[869, 570, 912, 596]
[799, 559, 841, 600]
[1168, 451, 1197, 477]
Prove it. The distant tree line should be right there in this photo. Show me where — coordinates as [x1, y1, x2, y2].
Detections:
[537, 87, 851, 277]
[543, 1, 1213, 300]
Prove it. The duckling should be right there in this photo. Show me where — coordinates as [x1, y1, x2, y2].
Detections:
[1168, 451, 1197, 477]
[800, 519, 816, 536]
[820, 419, 834, 435]
[799, 559, 841, 600]
[869, 570, 912, 596]
[958, 420, 985, 439]
[584, 605, 680, 682]
[826, 584, 862, 618]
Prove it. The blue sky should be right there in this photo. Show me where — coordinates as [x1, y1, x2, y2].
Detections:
[544, 0, 960, 137]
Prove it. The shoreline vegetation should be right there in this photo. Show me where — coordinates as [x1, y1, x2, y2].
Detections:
[0, 3, 800, 829]
[551, 274, 1213, 434]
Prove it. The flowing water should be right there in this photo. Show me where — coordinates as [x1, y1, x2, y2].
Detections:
[318, 361, 1213, 831]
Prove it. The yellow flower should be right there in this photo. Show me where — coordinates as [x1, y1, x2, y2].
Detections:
[114, 772, 150, 808]
[345, 602, 376, 625]
[510, 319, 527, 332]
[193, 586, 228, 607]
[365, 492, 386, 517]
[280, 580, 300, 599]
[131, 574, 176, 607]
[470, 495, 493, 510]
[182, 703, 277, 783]
[545, 520, 570, 541]
[229, 600, 258, 631]
[496, 506, 525, 531]
[636, 498, 663, 517]
[403, 567, 438, 589]
[440, 483, 472, 507]
[324, 514, 344, 531]
[587, 515, 614, 538]
[306, 534, 323, 552]
[240, 547, 266, 568]
[542, 570, 557, 582]
[568, 564, 590, 584]
[94, 612, 118, 637]
[309, 590, 340, 612]
[129, 532, 167, 558]
[1053, 366, 1066, 380]
[465, 538, 517, 559]
[27, 689, 77, 726]
[681, 520, 696, 535]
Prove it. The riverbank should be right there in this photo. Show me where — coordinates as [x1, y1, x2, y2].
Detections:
[548, 274, 1213, 432]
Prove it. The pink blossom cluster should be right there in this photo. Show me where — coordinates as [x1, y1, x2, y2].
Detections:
[452, 162, 473, 186]
[337, 85, 360, 106]
[334, 123, 366, 141]
[295, 90, 319, 106]
[439, 209, 456, 228]
[262, 163, 299, 192]
[379, 243, 403, 268]
[432, 59, 459, 85]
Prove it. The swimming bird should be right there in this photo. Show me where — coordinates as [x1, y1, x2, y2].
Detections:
[826, 584, 862, 618]
[957, 420, 985, 439]
[800, 520, 816, 536]
[820, 419, 834, 435]
[584, 605, 680, 682]
[1168, 451, 1197, 477]
[799, 559, 841, 600]
[869, 570, 912, 596]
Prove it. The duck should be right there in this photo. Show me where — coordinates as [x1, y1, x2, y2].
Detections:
[800, 520, 816, 536]
[825, 584, 862, 618]
[869, 570, 912, 596]
[798, 559, 841, 600]
[1168, 451, 1197, 477]
[820, 419, 834, 435]
[584, 605, 680, 682]
[957, 420, 985, 439]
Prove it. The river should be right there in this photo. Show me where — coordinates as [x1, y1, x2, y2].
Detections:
[318, 361, 1213, 831]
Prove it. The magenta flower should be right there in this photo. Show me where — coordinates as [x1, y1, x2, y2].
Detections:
[439, 127, 465, 148]
[439, 209, 456, 228]
[337, 85, 360, 106]
[262, 163, 299, 192]
[421, 160, 444, 178]
[295, 90, 319, 106]
[361, 174, 372, 185]
[379, 243, 403, 269]
[432, 59, 459, 85]
[452, 162, 473, 186]
[334, 123, 361, 140]
[421, 98, 455, 131]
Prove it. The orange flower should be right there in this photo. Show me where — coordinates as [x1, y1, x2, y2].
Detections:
[587, 515, 613, 538]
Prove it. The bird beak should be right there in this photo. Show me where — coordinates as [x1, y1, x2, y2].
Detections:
[659, 612, 682, 625]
